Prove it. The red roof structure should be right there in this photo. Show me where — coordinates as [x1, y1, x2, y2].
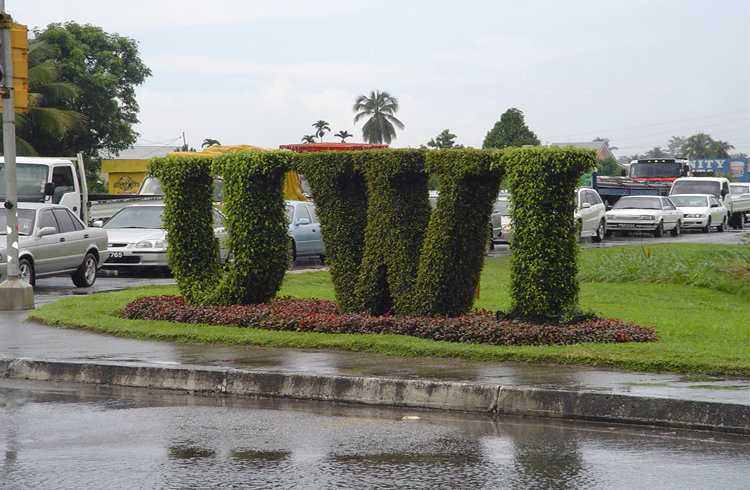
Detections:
[279, 143, 388, 153]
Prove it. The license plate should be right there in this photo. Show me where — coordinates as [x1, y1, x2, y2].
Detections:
[110, 251, 124, 258]
[620, 223, 636, 228]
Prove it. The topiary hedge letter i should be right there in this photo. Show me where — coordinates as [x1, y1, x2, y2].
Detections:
[502, 146, 598, 319]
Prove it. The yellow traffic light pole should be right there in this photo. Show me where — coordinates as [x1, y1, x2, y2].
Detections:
[0, 7, 33, 310]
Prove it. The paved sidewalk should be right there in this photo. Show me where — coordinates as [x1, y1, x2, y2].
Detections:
[1, 308, 748, 434]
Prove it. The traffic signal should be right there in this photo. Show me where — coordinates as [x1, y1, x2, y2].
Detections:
[0, 14, 28, 114]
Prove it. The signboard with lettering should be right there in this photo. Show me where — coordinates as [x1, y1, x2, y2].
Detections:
[689, 159, 748, 182]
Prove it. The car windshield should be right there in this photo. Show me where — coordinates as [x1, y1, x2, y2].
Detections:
[670, 181, 720, 197]
[0, 209, 36, 235]
[629, 162, 682, 178]
[103, 206, 164, 229]
[0, 163, 49, 203]
[285, 205, 294, 223]
[612, 197, 661, 210]
[730, 184, 750, 196]
[669, 196, 708, 207]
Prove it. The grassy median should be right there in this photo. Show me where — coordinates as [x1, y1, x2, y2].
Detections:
[29, 242, 750, 376]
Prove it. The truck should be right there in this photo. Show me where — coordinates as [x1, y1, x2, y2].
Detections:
[0, 154, 162, 224]
[669, 176, 750, 229]
[593, 158, 691, 208]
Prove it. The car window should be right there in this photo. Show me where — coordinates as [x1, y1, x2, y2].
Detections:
[709, 196, 721, 207]
[212, 208, 225, 228]
[38, 209, 59, 232]
[51, 167, 76, 204]
[296, 205, 311, 223]
[52, 208, 79, 232]
[305, 204, 318, 223]
[662, 199, 675, 210]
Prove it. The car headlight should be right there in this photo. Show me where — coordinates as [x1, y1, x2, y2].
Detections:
[606, 214, 615, 220]
[136, 239, 167, 249]
[640, 215, 655, 220]
[686, 213, 705, 218]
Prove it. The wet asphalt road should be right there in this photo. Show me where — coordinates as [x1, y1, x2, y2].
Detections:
[1, 377, 748, 490]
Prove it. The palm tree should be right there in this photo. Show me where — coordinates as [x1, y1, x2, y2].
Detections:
[301, 135, 317, 144]
[682, 133, 714, 159]
[202, 138, 221, 148]
[11, 39, 85, 156]
[334, 130, 353, 143]
[352, 90, 404, 144]
[312, 120, 330, 142]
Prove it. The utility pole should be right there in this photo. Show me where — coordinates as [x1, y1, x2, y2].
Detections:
[0, 4, 33, 310]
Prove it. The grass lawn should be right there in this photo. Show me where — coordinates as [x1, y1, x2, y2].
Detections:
[29, 243, 750, 376]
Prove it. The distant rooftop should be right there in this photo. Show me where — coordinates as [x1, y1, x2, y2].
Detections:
[101, 145, 180, 160]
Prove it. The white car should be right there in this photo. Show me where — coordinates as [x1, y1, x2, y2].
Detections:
[575, 188, 607, 242]
[0, 203, 109, 286]
[101, 202, 228, 271]
[605, 195, 683, 237]
[668, 194, 727, 232]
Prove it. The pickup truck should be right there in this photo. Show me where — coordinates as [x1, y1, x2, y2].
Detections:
[0, 154, 161, 224]
[729, 183, 750, 224]
[669, 177, 750, 229]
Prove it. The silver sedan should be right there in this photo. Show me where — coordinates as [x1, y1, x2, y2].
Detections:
[0, 203, 109, 287]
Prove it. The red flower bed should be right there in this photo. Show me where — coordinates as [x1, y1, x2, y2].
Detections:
[121, 296, 658, 346]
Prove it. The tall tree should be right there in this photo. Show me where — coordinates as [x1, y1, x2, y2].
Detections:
[352, 90, 404, 144]
[8, 39, 85, 156]
[201, 138, 221, 148]
[681, 132, 734, 159]
[312, 120, 330, 142]
[301, 135, 316, 144]
[334, 130, 353, 142]
[32, 22, 152, 158]
[482, 108, 540, 149]
[426, 129, 464, 149]
[666, 136, 687, 157]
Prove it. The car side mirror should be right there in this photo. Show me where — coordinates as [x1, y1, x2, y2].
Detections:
[44, 182, 55, 196]
[581, 202, 591, 209]
[296, 218, 311, 226]
[37, 226, 57, 237]
[91, 220, 104, 228]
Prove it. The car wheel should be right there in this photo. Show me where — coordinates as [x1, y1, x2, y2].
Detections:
[717, 216, 726, 232]
[604, 229, 612, 238]
[592, 220, 605, 242]
[670, 220, 681, 236]
[72, 252, 98, 287]
[289, 240, 297, 265]
[319, 253, 326, 264]
[738, 215, 745, 230]
[19, 258, 35, 286]
[653, 222, 664, 237]
[702, 217, 711, 233]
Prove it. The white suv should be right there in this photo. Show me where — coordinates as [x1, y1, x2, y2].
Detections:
[575, 188, 607, 242]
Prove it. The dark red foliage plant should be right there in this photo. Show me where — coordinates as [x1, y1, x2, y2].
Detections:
[121, 296, 658, 347]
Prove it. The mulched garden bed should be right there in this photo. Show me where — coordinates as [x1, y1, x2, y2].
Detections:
[121, 296, 658, 346]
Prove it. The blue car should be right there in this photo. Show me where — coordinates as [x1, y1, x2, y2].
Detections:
[286, 200, 324, 262]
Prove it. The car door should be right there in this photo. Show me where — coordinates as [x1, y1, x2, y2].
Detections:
[708, 196, 726, 224]
[53, 207, 89, 269]
[290, 203, 318, 256]
[582, 190, 600, 233]
[31, 208, 66, 275]
[661, 198, 679, 228]
[303, 203, 324, 254]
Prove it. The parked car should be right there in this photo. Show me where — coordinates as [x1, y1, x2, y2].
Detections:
[100, 202, 228, 271]
[490, 193, 514, 244]
[0, 203, 109, 286]
[729, 183, 750, 223]
[575, 187, 607, 242]
[668, 194, 727, 232]
[286, 200, 324, 261]
[605, 195, 683, 237]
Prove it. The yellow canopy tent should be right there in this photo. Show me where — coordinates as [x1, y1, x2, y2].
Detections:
[166, 145, 307, 201]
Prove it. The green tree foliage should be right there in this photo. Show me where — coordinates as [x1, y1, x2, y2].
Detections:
[596, 157, 621, 176]
[9, 39, 85, 157]
[625, 133, 737, 161]
[352, 90, 404, 144]
[502, 146, 598, 319]
[312, 120, 331, 142]
[202, 138, 221, 148]
[483, 108, 540, 149]
[426, 129, 465, 149]
[334, 130, 353, 142]
[301, 135, 316, 144]
[32, 22, 152, 158]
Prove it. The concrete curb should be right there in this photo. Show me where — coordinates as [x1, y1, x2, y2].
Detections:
[1, 357, 748, 435]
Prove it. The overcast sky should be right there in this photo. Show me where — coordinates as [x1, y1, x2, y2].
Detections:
[11, 0, 750, 158]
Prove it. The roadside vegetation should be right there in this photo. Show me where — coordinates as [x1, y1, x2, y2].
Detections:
[29, 243, 750, 376]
